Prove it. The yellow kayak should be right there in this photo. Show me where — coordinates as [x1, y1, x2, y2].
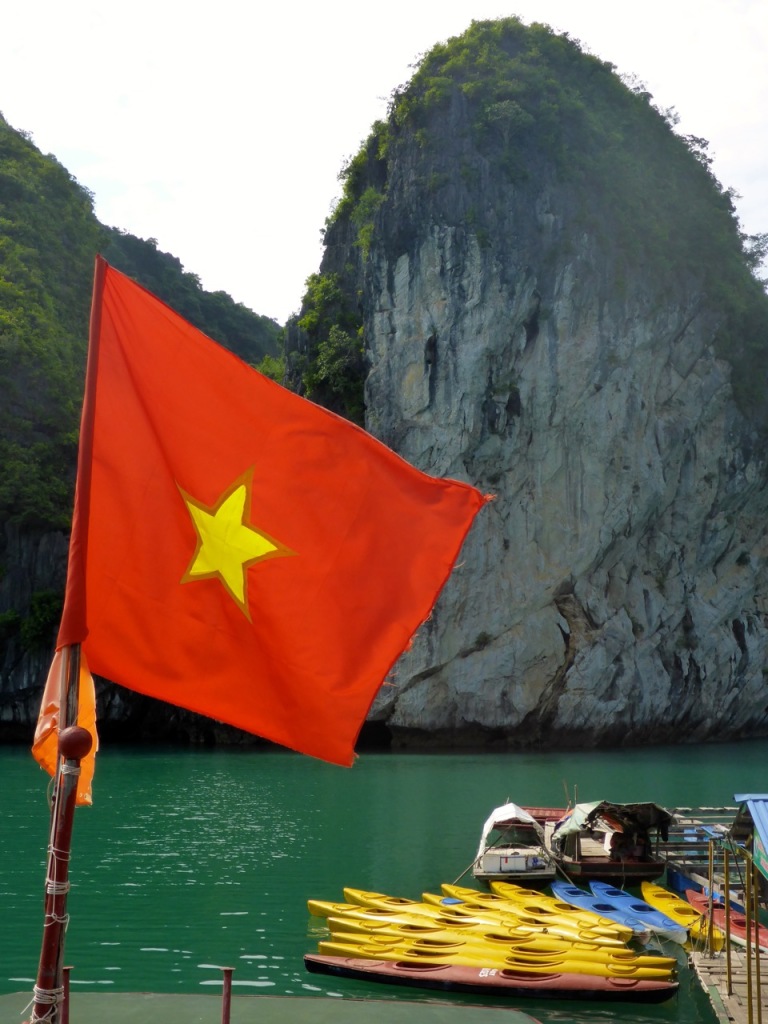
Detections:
[343, 888, 447, 916]
[342, 885, 622, 944]
[325, 918, 675, 967]
[491, 881, 551, 901]
[334, 897, 630, 948]
[326, 912, 536, 941]
[423, 892, 634, 946]
[440, 883, 633, 942]
[318, 935, 675, 979]
[641, 882, 725, 951]
[329, 917, 536, 937]
[308, 899, 364, 918]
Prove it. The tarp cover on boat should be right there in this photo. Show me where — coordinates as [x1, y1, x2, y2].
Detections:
[550, 800, 673, 852]
[476, 802, 545, 858]
[733, 793, 768, 882]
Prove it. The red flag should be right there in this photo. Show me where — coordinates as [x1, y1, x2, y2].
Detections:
[52, 257, 486, 766]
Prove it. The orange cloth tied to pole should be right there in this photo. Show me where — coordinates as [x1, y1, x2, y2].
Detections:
[32, 647, 97, 805]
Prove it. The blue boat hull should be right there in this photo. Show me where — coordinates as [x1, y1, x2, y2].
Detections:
[550, 881, 651, 940]
[589, 882, 688, 944]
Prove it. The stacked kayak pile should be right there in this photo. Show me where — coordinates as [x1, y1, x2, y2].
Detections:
[304, 882, 680, 1002]
[552, 878, 726, 950]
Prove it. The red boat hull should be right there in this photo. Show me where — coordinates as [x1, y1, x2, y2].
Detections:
[304, 954, 679, 1003]
[686, 890, 768, 951]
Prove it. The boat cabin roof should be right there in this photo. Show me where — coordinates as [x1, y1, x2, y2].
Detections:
[476, 802, 545, 856]
[552, 800, 674, 840]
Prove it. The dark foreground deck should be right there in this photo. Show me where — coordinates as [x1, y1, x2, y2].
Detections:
[0, 991, 540, 1024]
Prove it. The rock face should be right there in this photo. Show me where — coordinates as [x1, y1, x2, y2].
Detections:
[319, 33, 768, 749]
[364, 221, 768, 747]
[0, 524, 70, 734]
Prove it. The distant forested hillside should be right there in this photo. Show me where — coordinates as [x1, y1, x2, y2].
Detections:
[0, 112, 281, 530]
[101, 229, 280, 366]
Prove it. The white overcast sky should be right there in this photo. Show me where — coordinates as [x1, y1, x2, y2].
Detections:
[1, 0, 765, 324]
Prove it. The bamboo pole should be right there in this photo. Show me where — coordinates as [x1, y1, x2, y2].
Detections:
[754, 861, 762, 1024]
[712, 839, 720, 950]
[747, 852, 754, 1024]
[725, 850, 733, 995]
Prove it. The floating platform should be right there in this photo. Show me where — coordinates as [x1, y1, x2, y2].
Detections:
[0, 991, 542, 1024]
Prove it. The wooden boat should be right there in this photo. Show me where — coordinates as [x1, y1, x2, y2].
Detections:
[472, 801, 557, 884]
[318, 935, 676, 979]
[526, 801, 674, 883]
[686, 889, 768, 952]
[436, 884, 634, 937]
[641, 881, 725, 950]
[551, 880, 651, 941]
[589, 882, 687, 944]
[304, 953, 681, 1002]
[324, 919, 676, 969]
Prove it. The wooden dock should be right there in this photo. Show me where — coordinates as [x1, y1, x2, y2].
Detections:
[658, 805, 768, 1023]
[690, 945, 768, 1024]
[659, 806, 752, 903]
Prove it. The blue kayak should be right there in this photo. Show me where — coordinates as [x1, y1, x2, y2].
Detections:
[550, 880, 650, 940]
[589, 882, 688, 945]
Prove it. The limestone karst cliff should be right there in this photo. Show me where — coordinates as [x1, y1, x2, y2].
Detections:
[290, 17, 768, 748]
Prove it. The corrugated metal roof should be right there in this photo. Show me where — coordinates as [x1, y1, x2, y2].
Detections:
[733, 794, 768, 881]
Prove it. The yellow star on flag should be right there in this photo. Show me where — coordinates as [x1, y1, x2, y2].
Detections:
[179, 470, 294, 618]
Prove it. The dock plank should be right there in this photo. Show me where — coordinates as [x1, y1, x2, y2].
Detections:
[691, 946, 768, 1024]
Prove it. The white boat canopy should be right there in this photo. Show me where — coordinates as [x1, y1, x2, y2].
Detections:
[476, 802, 545, 858]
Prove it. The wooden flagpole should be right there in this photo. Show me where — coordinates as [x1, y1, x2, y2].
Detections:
[25, 258, 106, 1023]
[25, 646, 92, 1024]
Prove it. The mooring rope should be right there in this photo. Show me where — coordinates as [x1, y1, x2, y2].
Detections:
[20, 984, 65, 1022]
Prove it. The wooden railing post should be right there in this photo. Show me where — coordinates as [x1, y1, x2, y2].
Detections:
[220, 966, 234, 1024]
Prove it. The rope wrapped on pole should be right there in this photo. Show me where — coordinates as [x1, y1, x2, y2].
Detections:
[24, 642, 92, 1024]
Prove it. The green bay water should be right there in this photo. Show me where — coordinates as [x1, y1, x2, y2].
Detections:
[3, 740, 768, 1021]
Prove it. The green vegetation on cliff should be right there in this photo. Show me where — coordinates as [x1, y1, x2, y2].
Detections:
[0, 115, 100, 529]
[0, 113, 281, 530]
[289, 272, 365, 425]
[312, 16, 768, 425]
